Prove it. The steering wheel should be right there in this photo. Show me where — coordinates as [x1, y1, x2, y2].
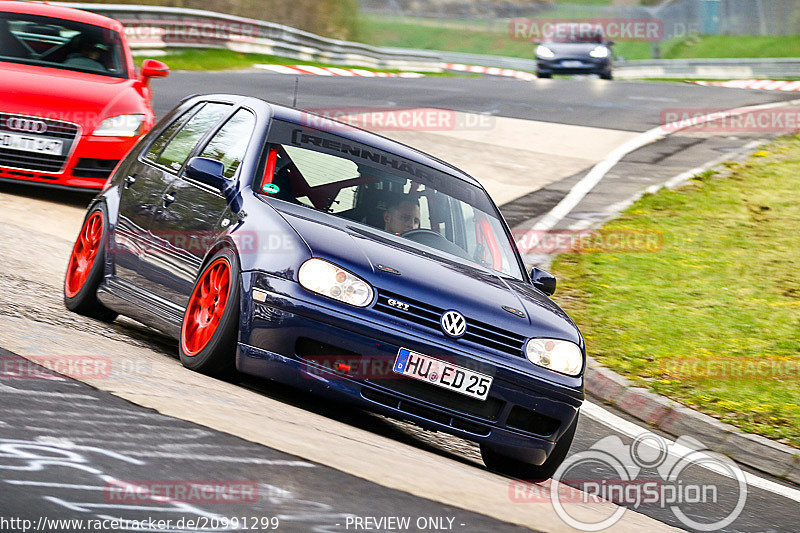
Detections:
[400, 229, 471, 260]
[400, 228, 441, 240]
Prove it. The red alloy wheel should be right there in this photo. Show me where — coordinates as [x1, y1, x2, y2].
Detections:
[181, 258, 232, 357]
[65, 211, 104, 298]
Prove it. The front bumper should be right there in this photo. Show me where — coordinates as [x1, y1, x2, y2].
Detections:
[0, 135, 137, 191]
[237, 271, 583, 464]
[537, 58, 611, 76]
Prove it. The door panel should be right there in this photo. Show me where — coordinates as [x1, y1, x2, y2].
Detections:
[135, 102, 236, 307]
[146, 108, 258, 308]
[148, 181, 230, 308]
[111, 105, 203, 289]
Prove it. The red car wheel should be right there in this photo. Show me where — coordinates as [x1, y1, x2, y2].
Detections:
[181, 257, 232, 357]
[65, 211, 104, 298]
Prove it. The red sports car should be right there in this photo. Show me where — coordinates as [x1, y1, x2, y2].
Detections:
[0, 1, 168, 190]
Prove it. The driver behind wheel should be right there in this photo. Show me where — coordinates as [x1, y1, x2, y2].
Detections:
[63, 34, 106, 71]
[384, 195, 420, 235]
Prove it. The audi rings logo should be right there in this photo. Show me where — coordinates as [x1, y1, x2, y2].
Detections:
[440, 310, 467, 338]
[7, 117, 48, 134]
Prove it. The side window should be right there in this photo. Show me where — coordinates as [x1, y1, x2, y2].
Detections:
[144, 105, 200, 164]
[198, 109, 256, 180]
[154, 103, 231, 173]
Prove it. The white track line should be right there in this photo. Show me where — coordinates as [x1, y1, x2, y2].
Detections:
[531, 98, 800, 232]
[582, 401, 800, 502]
[566, 140, 762, 231]
[548, 98, 800, 502]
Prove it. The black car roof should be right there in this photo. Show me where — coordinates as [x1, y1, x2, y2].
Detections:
[186, 94, 482, 189]
[269, 104, 481, 187]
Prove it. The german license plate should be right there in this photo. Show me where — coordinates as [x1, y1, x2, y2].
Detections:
[393, 348, 493, 401]
[0, 132, 63, 155]
[561, 60, 584, 68]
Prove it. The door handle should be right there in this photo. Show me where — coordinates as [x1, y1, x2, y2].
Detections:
[162, 191, 176, 207]
[124, 174, 137, 189]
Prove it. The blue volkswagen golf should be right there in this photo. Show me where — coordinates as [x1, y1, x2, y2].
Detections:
[64, 94, 585, 479]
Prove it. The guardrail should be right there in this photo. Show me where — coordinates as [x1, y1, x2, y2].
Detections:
[419, 51, 800, 79]
[55, 3, 444, 72]
[55, 3, 800, 80]
[614, 58, 800, 80]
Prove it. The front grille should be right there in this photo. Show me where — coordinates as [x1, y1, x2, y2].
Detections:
[0, 113, 79, 173]
[374, 290, 527, 357]
[369, 376, 504, 420]
[72, 158, 119, 179]
[361, 388, 491, 436]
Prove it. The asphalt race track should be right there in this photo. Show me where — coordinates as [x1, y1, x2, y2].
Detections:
[149, 73, 796, 131]
[1, 73, 799, 532]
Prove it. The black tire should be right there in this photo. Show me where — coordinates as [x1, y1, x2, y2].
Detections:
[63, 203, 118, 322]
[537, 72, 552, 79]
[179, 248, 240, 377]
[481, 413, 579, 480]
[600, 72, 613, 80]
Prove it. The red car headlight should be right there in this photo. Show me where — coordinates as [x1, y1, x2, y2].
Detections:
[92, 115, 145, 137]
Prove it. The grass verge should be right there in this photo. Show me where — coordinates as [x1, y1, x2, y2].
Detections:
[137, 48, 474, 76]
[357, 16, 800, 61]
[551, 138, 800, 447]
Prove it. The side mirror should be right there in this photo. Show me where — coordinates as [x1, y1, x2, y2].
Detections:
[530, 267, 557, 296]
[139, 59, 169, 81]
[186, 157, 228, 192]
[186, 157, 244, 212]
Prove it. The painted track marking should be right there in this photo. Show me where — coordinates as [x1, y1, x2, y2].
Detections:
[531, 98, 800, 232]
[582, 401, 800, 503]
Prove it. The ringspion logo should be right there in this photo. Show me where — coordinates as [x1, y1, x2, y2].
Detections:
[512, 432, 747, 531]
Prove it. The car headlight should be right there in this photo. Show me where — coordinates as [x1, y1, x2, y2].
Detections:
[525, 338, 583, 376]
[298, 258, 374, 307]
[536, 45, 555, 59]
[589, 46, 610, 59]
[92, 115, 145, 137]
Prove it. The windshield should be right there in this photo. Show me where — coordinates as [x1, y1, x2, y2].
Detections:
[260, 119, 524, 280]
[546, 24, 604, 44]
[0, 13, 128, 78]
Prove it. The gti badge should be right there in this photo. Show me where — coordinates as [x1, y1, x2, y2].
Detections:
[387, 298, 410, 311]
[440, 310, 466, 338]
[7, 117, 48, 134]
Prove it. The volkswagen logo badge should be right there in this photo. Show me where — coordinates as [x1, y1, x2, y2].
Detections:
[440, 310, 467, 338]
[7, 117, 48, 134]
